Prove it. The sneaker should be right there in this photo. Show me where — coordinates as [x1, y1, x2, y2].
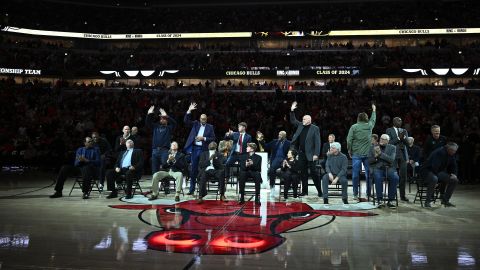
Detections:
[353, 195, 359, 201]
[49, 192, 62, 198]
[98, 184, 104, 192]
[148, 195, 158, 201]
[377, 201, 385, 208]
[106, 191, 118, 199]
[386, 201, 397, 209]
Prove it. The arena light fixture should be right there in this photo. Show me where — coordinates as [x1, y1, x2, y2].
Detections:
[124, 70, 140, 77]
[431, 68, 450, 75]
[451, 68, 468, 75]
[140, 70, 155, 76]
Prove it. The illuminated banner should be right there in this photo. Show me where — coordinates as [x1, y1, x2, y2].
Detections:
[254, 28, 480, 38]
[1, 26, 251, 39]
[0, 67, 41, 75]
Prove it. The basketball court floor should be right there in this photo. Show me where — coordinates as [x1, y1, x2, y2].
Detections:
[1, 171, 478, 269]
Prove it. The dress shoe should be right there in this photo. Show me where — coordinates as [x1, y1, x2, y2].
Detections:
[174, 196, 180, 202]
[300, 192, 308, 197]
[342, 198, 349, 204]
[125, 194, 133, 199]
[197, 198, 204, 204]
[442, 201, 456, 207]
[323, 198, 329, 204]
[186, 191, 194, 196]
[220, 195, 227, 201]
[424, 202, 432, 208]
[387, 201, 397, 209]
[49, 192, 62, 198]
[400, 197, 410, 202]
[106, 191, 118, 199]
[239, 197, 245, 204]
[82, 193, 90, 199]
[148, 195, 158, 201]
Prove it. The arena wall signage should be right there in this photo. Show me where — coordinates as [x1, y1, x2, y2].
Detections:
[0, 68, 41, 75]
[3, 26, 480, 40]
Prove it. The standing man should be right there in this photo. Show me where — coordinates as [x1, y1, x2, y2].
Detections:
[49, 137, 101, 199]
[347, 103, 376, 200]
[225, 122, 252, 176]
[184, 102, 216, 195]
[146, 105, 177, 175]
[419, 142, 459, 208]
[257, 130, 291, 189]
[423, 125, 447, 160]
[105, 139, 144, 199]
[238, 143, 263, 205]
[320, 133, 337, 172]
[386, 117, 410, 202]
[114, 126, 134, 154]
[290, 101, 322, 197]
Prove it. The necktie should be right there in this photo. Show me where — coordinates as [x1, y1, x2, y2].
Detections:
[239, 134, 243, 153]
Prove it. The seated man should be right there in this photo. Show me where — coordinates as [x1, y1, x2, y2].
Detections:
[321, 142, 348, 204]
[149, 141, 186, 202]
[368, 134, 399, 209]
[105, 139, 144, 199]
[238, 143, 262, 205]
[197, 142, 227, 203]
[50, 137, 101, 199]
[419, 142, 459, 208]
[280, 149, 301, 200]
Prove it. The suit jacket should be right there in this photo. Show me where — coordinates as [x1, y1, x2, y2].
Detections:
[115, 148, 144, 175]
[421, 147, 458, 176]
[321, 142, 331, 158]
[386, 127, 409, 160]
[183, 113, 216, 153]
[407, 144, 421, 163]
[198, 150, 226, 171]
[225, 132, 252, 157]
[162, 151, 186, 172]
[114, 134, 135, 153]
[423, 135, 447, 160]
[368, 144, 396, 170]
[261, 139, 291, 162]
[240, 153, 262, 172]
[290, 111, 321, 161]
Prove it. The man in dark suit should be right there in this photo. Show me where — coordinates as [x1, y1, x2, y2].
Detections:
[257, 130, 291, 189]
[423, 125, 448, 160]
[386, 117, 410, 202]
[290, 101, 322, 197]
[149, 141, 186, 202]
[320, 133, 336, 174]
[114, 126, 135, 154]
[49, 137, 101, 199]
[368, 134, 399, 208]
[407, 136, 421, 177]
[225, 122, 252, 177]
[197, 142, 226, 203]
[105, 139, 144, 199]
[419, 142, 459, 208]
[183, 102, 216, 195]
[146, 105, 177, 175]
[238, 143, 263, 205]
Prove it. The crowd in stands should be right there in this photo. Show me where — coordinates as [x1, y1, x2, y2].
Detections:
[2, 0, 479, 33]
[0, 79, 479, 184]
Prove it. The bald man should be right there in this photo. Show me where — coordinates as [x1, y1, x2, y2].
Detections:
[290, 101, 322, 197]
[183, 102, 216, 195]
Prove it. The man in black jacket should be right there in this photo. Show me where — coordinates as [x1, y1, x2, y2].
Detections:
[105, 139, 144, 199]
[197, 142, 226, 203]
[238, 143, 263, 205]
[149, 141, 186, 202]
[420, 142, 459, 208]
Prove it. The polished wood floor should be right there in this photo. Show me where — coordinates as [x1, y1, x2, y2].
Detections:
[0, 171, 479, 270]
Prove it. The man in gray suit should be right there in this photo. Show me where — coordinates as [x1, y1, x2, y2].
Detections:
[290, 101, 322, 197]
[368, 134, 399, 208]
[386, 117, 409, 202]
